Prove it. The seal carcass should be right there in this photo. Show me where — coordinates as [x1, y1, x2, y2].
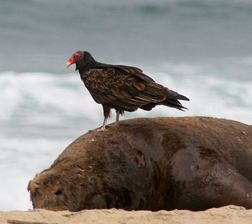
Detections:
[28, 117, 252, 211]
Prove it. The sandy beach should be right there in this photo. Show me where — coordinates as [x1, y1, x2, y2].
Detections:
[1, 206, 252, 224]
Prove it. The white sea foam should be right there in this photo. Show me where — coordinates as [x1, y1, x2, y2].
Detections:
[0, 136, 70, 210]
[0, 72, 99, 119]
[132, 63, 252, 124]
[0, 65, 251, 210]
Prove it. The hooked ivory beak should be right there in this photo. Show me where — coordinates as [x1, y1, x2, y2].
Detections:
[66, 56, 75, 68]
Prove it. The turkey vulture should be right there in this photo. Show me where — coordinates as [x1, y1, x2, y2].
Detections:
[66, 51, 189, 130]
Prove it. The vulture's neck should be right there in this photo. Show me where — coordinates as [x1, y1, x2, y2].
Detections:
[77, 60, 112, 75]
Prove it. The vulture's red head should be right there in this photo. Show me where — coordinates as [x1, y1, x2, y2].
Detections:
[66, 51, 96, 70]
[66, 51, 84, 68]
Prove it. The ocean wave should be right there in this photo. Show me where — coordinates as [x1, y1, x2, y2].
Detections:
[0, 71, 100, 136]
[0, 136, 70, 211]
[0, 68, 251, 129]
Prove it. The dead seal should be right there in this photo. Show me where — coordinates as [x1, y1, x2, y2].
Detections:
[28, 117, 252, 211]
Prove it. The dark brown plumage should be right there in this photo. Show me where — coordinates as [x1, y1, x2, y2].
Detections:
[66, 51, 189, 130]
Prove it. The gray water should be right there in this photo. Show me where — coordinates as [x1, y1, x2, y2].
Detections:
[1, 0, 252, 72]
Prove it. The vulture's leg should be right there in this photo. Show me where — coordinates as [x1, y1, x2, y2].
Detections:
[115, 111, 120, 127]
[115, 110, 124, 127]
[98, 105, 110, 131]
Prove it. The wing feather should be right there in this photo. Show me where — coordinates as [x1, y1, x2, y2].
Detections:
[82, 66, 189, 112]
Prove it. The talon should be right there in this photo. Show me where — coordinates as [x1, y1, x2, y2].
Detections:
[97, 126, 108, 132]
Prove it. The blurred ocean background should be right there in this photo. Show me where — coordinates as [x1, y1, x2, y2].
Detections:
[0, 0, 252, 210]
